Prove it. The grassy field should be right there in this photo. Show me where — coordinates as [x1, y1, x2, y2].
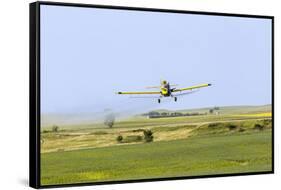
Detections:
[41, 115, 271, 153]
[40, 105, 272, 185]
[41, 130, 272, 185]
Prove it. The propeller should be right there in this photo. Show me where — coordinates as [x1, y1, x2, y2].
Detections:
[145, 86, 161, 89]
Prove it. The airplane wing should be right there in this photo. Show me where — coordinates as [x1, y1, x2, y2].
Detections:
[129, 96, 161, 98]
[173, 83, 211, 92]
[174, 90, 198, 97]
[117, 91, 160, 95]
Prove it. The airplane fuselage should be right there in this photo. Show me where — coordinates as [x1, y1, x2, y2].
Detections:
[160, 83, 171, 97]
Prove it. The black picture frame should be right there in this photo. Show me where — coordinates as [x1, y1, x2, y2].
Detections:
[29, 1, 274, 188]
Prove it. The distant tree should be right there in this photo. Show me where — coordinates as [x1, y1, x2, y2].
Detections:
[143, 129, 154, 142]
[149, 111, 160, 117]
[116, 135, 123, 142]
[161, 112, 168, 116]
[190, 112, 199, 116]
[174, 112, 183, 116]
[104, 113, 115, 128]
[254, 124, 264, 130]
[214, 106, 220, 110]
[52, 125, 59, 132]
[227, 124, 237, 130]
[209, 109, 214, 114]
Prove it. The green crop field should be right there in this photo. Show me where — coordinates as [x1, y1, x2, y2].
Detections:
[40, 105, 272, 186]
[41, 130, 272, 185]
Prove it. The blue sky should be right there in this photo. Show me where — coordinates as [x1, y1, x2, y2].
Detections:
[40, 5, 272, 114]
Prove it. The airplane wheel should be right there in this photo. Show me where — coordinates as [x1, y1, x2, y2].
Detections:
[158, 99, 161, 103]
[174, 97, 177, 102]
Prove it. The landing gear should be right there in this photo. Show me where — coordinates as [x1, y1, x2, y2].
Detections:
[174, 97, 177, 102]
[158, 99, 161, 103]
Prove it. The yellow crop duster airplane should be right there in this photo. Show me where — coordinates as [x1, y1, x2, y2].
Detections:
[117, 80, 211, 103]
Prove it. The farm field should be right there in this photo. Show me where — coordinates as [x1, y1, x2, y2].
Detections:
[40, 105, 272, 185]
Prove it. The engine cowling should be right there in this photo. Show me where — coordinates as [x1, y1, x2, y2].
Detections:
[161, 88, 169, 96]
